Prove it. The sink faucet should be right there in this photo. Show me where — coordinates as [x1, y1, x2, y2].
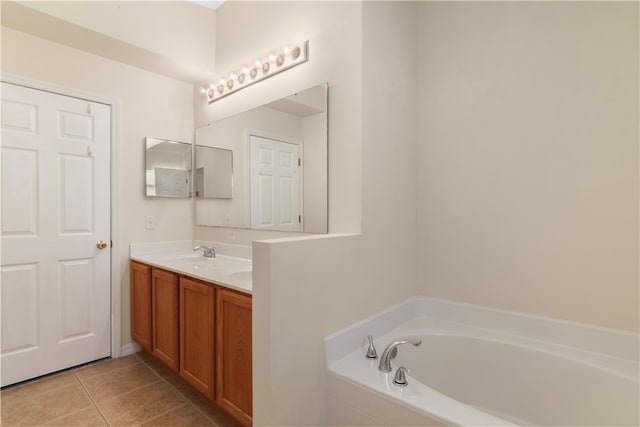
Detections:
[193, 245, 216, 258]
[378, 338, 422, 372]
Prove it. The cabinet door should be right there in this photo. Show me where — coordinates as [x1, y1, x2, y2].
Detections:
[216, 289, 252, 427]
[130, 261, 152, 352]
[180, 277, 215, 400]
[152, 268, 179, 372]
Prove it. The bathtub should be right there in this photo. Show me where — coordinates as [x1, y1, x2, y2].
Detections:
[324, 298, 639, 426]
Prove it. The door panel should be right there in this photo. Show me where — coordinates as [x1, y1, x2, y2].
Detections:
[1, 147, 38, 235]
[60, 154, 94, 234]
[152, 268, 179, 372]
[0, 264, 39, 354]
[0, 82, 111, 387]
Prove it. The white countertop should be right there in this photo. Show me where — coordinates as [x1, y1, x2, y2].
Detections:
[130, 240, 252, 295]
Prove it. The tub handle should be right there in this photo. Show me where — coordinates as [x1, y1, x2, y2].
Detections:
[393, 366, 412, 387]
[365, 335, 378, 359]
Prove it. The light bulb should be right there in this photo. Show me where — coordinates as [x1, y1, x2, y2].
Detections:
[242, 67, 249, 74]
[200, 88, 206, 94]
[230, 73, 237, 80]
[219, 79, 225, 85]
[269, 54, 276, 62]
[209, 83, 215, 89]
[284, 46, 291, 55]
[255, 59, 261, 67]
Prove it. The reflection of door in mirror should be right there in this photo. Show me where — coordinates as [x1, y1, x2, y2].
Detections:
[250, 135, 302, 232]
[155, 168, 190, 197]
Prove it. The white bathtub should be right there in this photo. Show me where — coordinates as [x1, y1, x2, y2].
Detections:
[324, 298, 639, 426]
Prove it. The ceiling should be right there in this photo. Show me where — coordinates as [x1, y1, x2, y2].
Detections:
[186, 1, 224, 10]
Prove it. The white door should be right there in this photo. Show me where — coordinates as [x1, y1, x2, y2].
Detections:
[250, 135, 301, 232]
[0, 82, 111, 387]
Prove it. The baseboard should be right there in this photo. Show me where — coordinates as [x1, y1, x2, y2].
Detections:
[119, 342, 141, 357]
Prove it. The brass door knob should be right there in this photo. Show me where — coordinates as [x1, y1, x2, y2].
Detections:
[96, 241, 108, 250]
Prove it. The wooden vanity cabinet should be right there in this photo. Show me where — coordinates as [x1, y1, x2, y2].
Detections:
[180, 277, 215, 400]
[130, 261, 152, 352]
[216, 288, 253, 427]
[130, 261, 252, 426]
[151, 268, 180, 372]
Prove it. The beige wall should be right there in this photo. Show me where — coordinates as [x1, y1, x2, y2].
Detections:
[1, 27, 195, 346]
[249, 2, 419, 425]
[12, 1, 216, 72]
[417, 2, 639, 332]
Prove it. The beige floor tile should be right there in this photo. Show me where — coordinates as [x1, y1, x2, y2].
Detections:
[96, 380, 186, 426]
[1, 372, 78, 404]
[139, 355, 175, 380]
[43, 406, 108, 426]
[1, 382, 93, 426]
[79, 361, 160, 403]
[140, 403, 216, 427]
[187, 393, 238, 427]
[74, 354, 142, 381]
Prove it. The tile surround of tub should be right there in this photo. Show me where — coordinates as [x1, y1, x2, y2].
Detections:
[0, 353, 236, 427]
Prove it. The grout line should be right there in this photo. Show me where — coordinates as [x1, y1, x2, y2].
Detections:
[72, 371, 112, 427]
[138, 357, 221, 427]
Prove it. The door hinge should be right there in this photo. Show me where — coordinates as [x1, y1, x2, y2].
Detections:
[298, 215, 301, 223]
[298, 158, 301, 166]
[110, 240, 113, 248]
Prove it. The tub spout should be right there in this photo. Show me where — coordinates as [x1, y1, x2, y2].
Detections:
[378, 338, 422, 372]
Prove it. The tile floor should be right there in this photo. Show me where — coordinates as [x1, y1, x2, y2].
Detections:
[1, 352, 238, 427]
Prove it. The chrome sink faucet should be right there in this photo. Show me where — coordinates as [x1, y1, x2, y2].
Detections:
[378, 338, 422, 372]
[193, 245, 216, 258]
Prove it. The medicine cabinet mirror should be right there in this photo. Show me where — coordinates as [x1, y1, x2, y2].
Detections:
[195, 83, 328, 233]
[145, 137, 192, 198]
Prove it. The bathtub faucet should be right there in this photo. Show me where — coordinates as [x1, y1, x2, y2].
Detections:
[378, 338, 422, 372]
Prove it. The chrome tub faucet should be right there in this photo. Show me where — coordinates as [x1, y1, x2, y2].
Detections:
[378, 338, 422, 372]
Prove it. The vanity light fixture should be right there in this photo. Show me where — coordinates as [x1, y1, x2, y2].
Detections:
[201, 40, 309, 103]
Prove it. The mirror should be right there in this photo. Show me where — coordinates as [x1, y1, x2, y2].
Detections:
[145, 137, 192, 197]
[195, 146, 233, 198]
[195, 83, 328, 233]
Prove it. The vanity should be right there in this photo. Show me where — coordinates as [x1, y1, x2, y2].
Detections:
[129, 241, 252, 427]
[132, 83, 329, 427]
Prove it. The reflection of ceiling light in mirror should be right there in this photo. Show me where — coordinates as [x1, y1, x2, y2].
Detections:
[201, 40, 309, 103]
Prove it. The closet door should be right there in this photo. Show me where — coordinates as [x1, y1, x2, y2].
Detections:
[0, 82, 111, 387]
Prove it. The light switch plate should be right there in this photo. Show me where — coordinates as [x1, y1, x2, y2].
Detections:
[145, 215, 155, 230]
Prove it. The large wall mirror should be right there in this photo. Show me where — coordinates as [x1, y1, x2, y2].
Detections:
[145, 137, 192, 197]
[195, 83, 328, 233]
